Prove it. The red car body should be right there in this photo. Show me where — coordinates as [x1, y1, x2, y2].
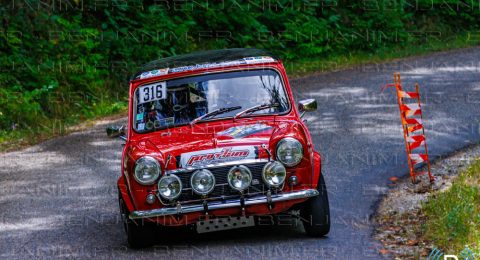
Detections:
[111, 49, 329, 246]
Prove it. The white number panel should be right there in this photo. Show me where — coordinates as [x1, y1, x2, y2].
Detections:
[138, 82, 167, 104]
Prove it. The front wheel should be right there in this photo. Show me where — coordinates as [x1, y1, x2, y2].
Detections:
[300, 173, 330, 237]
[119, 193, 154, 248]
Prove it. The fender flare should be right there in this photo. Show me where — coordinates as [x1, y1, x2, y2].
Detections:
[118, 177, 135, 213]
[312, 151, 322, 189]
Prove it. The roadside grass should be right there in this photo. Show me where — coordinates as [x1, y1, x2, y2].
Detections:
[421, 158, 480, 256]
[0, 100, 127, 153]
[1, 33, 479, 152]
[285, 32, 479, 78]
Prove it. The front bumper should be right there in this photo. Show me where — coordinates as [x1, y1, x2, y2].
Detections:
[129, 189, 319, 219]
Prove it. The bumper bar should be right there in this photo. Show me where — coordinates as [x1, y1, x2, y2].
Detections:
[129, 189, 319, 219]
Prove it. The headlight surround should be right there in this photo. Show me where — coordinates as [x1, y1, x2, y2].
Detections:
[276, 138, 304, 167]
[134, 156, 161, 185]
[227, 165, 252, 192]
[190, 169, 215, 195]
[262, 161, 287, 188]
[157, 175, 182, 200]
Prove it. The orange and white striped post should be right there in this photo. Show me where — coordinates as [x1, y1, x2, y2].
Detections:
[383, 73, 434, 183]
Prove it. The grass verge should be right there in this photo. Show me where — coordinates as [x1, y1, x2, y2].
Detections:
[374, 145, 480, 258]
[285, 32, 480, 78]
[0, 100, 127, 153]
[421, 158, 480, 256]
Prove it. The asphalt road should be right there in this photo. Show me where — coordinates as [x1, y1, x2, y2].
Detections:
[1, 47, 480, 259]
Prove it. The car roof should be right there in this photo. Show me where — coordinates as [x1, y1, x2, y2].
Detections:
[132, 48, 278, 80]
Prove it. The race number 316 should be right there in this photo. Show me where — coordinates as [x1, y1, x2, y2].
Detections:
[138, 82, 167, 104]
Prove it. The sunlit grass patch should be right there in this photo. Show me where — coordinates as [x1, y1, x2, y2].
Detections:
[421, 158, 480, 256]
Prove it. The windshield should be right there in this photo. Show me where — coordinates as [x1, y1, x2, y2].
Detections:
[133, 69, 290, 133]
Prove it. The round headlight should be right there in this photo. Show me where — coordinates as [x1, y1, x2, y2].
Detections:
[190, 169, 215, 195]
[262, 161, 287, 188]
[157, 175, 182, 200]
[276, 138, 304, 167]
[227, 165, 252, 192]
[134, 156, 161, 185]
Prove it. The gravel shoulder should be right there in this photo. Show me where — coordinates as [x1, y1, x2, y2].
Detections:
[374, 144, 480, 258]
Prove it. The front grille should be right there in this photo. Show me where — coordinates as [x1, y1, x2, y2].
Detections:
[171, 162, 268, 203]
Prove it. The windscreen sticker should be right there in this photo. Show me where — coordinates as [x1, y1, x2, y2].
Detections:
[137, 56, 276, 78]
[145, 121, 154, 130]
[156, 117, 175, 127]
[136, 113, 144, 121]
[169, 61, 245, 73]
[180, 146, 257, 167]
[168, 56, 275, 74]
[137, 123, 145, 131]
[217, 124, 272, 139]
[139, 68, 169, 79]
[243, 56, 276, 64]
[143, 117, 175, 130]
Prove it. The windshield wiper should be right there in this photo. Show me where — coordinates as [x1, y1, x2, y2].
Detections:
[190, 106, 242, 126]
[233, 103, 280, 120]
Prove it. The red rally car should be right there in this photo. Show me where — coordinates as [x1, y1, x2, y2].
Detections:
[107, 48, 330, 247]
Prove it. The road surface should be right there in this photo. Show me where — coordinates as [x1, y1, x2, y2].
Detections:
[1, 47, 480, 259]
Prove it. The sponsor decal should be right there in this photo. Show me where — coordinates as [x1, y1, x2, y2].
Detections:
[137, 56, 276, 78]
[243, 56, 276, 64]
[217, 124, 272, 139]
[139, 68, 169, 79]
[180, 146, 257, 167]
[169, 61, 245, 73]
[169, 56, 275, 74]
[153, 117, 174, 128]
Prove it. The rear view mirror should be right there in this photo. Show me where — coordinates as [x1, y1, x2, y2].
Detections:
[298, 99, 317, 118]
[106, 125, 126, 141]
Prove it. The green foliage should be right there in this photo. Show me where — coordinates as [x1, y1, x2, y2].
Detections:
[0, 0, 479, 146]
[422, 159, 480, 256]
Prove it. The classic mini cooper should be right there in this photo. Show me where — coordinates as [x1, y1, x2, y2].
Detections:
[107, 48, 330, 247]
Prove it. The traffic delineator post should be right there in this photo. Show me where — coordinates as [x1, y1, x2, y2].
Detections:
[383, 73, 434, 183]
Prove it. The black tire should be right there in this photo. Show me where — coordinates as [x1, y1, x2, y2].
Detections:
[118, 193, 154, 248]
[300, 173, 330, 237]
